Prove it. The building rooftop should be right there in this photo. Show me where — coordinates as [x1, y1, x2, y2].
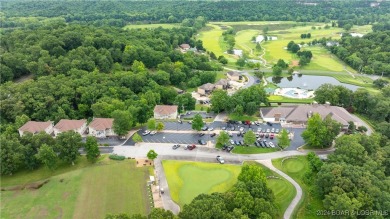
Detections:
[54, 119, 87, 132]
[227, 71, 241, 77]
[215, 79, 229, 86]
[89, 118, 114, 131]
[18, 121, 53, 134]
[199, 83, 215, 91]
[179, 44, 190, 49]
[154, 105, 178, 116]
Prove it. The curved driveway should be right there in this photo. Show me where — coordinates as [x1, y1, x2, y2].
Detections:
[257, 159, 302, 219]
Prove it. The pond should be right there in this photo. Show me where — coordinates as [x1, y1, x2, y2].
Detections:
[266, 74, 360, 91]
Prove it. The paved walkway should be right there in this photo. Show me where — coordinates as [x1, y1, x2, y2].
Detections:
[154, 158, 180, 214]
[256, 159, 302, 219]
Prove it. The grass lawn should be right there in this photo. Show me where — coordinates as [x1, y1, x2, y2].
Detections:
[162, 160, 242, 208]
[163, 160, 295, 218]
[272, 156, 324, 219]
[195, 104, 210, 111]
[232, 146, 278, 154]
[1, 157, 150, 218]
[235, 30, 259, 58]
[268, 95, 314, 104]
[123, 23, 179, 29]
[228, 113, 258, 121]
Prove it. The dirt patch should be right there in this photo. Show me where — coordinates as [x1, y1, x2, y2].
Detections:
[136, 159, 154, 167]
[1, 179, 50, 191]
[55, 206, 63, 219]
[62, 192, 71, 200]
[25, 179, 50, 190]
[290, 60, 299, 67]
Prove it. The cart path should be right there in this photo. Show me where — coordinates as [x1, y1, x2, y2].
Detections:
[256, 159, 302, 219]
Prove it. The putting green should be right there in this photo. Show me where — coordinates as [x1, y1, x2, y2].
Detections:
[282, 158, 305, 173]
[163, 160, 241, 207]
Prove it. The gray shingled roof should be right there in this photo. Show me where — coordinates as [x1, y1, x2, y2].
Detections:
[199, 83, 215, 91]
[215, 79, 229, 86]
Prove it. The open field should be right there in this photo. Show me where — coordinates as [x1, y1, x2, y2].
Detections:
[272, 156, 324, 219]
[163, 160, 295, 218]
[228, 113, 259, 121]
[235, 30, 259, 57]
[123, 23, 180, 29]
[162, 160, 242, 207]
[1, 157, 150, 219]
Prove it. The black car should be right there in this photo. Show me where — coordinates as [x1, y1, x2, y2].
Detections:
[172, 144, 180, 150]
[235, 140, 240, 145]
[227, 146, 234, 152]
[237, 133, 241, 137]
[210, 133, 216, 137]
[239, 140, 244, 145]
[255, 141, 260, 147]
[222, 145, 228, 150]
[266, 122, 273, 126]
[198, 139, 206, 145]
[199, 133, 205, 136]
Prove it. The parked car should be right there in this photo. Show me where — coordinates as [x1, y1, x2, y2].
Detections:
[186, 144, 196, 150]
[271, 128, 275, 133]
[270, 133, 274, 139]
[269, 142, 275, 148]
[198, 139, 206, 145]
[230, 139, 235, 145]
[210, 133, 216, 137]
[265, 133, 269, 138]
[228, 132, 233, 137]
[235, 140, 240, 145]
[216, 155, 225, 164]
[208, 127, 214, 131]
[264, 141, 269, 147]
[260, 133, 265, 137]
[257, 128, 262, 132]
[221, 127, 226, 130]
[150, 131, 156, 135]
[187, 121, 192, 124]
[142, 130, 150, 136]
[222, 145, 228, 150]
[275, 129, 280, 133]
[201, 126, 208, 131]
[178, 120, 183, 124]
[266, 129, 270, 133]
[199, 133, 205, 136]
[172, 144, 180, 150]
[239, 127, 244, 132]
[267, 122, 273, 126]
[255, 141, 260, 147]
[227, 146, 234, 152]
[237, 132, 242, 137]
[239, 140, 244, 145]
[230, 126, 235, 131]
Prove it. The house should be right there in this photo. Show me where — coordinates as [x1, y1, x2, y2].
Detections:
[260, 103, 361, 130]
[53, 119, 87, 137]
[154, 105, 178, 120]
[173, 87, 184, 94]
[88, 118, 115, 138]
[227, 71, 242, 81]
[18, 121, 54, 137]
[233, 49, 243, 57]
[214, 79, 229, 90]
[197, 83, 215, 95]
[179, 44, 191, 51]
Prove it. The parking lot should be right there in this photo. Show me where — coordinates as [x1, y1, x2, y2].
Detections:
[124, 121, 305, 151]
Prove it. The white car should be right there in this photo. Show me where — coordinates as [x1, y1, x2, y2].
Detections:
[150, 131, 156, 135]
[269, 142, 275, 148]
[239, 127, 244, 132]
[208, 127, 214, 131]
[216, 155, 225, 164]
[230, 139, 235, 145]
[142, 130, 150, 136]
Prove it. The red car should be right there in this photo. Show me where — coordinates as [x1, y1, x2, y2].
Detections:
[186, 144, 196, 150]
[270, 133, 275, 139]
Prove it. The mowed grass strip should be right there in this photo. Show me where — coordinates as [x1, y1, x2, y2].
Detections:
[1, 158, 150, 219]
[162, 160, 241, 208]
[123, 23, 179, 29]
[272, 156, 324, 219]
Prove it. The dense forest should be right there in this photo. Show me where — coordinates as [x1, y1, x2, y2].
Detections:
[2, 1, 390, 28]
[329, 30, 390, 76]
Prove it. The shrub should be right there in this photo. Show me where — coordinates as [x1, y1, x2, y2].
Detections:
[109, 154, 126, 160]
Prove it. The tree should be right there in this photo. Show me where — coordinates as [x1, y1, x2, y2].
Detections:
[149, 208, 175, 219]
[218, 56, 228, 65]
[147, 118, 156, 130]
[56, 131, 82, 165]
[156, 122, 164, 131]
[255, 43, 261, 51]
[343, 23, 352, 31]
[192, 114, 204, 131]
[272, 66, 282, 76]
[301, 113, 327, 148]
[236, 58, 246, 68]
[245, 102, 258, 116]
[35, 144, 57, 170]
[147, 150, 158, 160]
[210, 90, 230, 113]
[243, 131, 256, 146]
[112, 110, 133, 136]
[234, 105, 244, 117]
[299, 56, 310, 66]
[132, 133, 143, 143]
[277, 129, 290, 149]
[373, 78, 388, 88]
[0, 136, 24, 175]
[85, 136, 100, 163]
[217, 131, 230, 146]
[263, 26, 269, 34]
